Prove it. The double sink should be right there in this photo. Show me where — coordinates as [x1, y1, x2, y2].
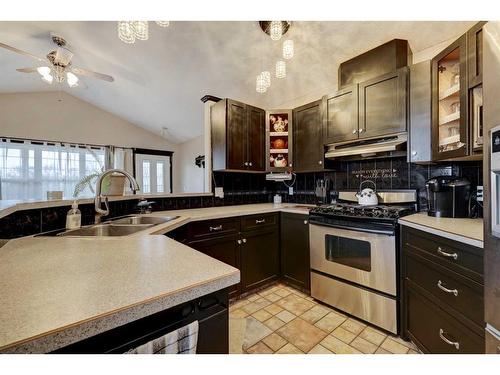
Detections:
[58, 215, 179, 237]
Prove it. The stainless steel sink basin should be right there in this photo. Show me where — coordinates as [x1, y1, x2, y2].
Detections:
[108, 215, 179, 225]
[58, 224, 153, 237]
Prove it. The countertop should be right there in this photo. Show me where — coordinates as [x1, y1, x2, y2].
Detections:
[399, 212, 484, 248]
[0, 203, 312, 353]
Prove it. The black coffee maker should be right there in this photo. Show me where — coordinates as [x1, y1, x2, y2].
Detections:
[426, 176, 471, 218]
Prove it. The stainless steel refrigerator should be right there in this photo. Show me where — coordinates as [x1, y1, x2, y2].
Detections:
[483, 21, 500, 354]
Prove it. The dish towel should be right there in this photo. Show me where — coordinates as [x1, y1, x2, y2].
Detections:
[126, 320, 199, 354]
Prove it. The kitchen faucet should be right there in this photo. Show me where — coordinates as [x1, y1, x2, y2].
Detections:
[94, 169, 140, 223]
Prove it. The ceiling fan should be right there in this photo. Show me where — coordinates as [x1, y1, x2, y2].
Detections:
[0, 33, 114, 88]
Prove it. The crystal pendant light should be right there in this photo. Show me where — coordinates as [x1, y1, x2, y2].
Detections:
[155, 21, 170, 27]
[275, 60, 286, 79]
[283, 40, 294, 60]
[270, 21, 283, 41]
[262, 71, 271, 88]
[256, 73, 267, 93]
[118, 21, 136, 44]
[133, 21, 149, 41]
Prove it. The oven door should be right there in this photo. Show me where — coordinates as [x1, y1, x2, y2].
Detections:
[309, 223, 396, 296]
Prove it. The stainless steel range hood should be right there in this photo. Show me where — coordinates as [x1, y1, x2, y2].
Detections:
[325, 133, 407, 160]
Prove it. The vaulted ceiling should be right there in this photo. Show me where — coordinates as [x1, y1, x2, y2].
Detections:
[0, 21, 475, 143]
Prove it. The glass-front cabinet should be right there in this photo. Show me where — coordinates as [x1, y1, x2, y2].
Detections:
[432, 34, 468, 160]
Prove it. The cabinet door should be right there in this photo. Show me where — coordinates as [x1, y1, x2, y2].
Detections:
[324, 85, 359, 144]
[359, 67, 408, 139]
[226, 99, 248, 170]
[292, 100, 325, 172]
[240, 229, 280, 293]
[188, 235, 240, 298]
[432, 34, 468, 160]
[467, 22, 486, 88]
[280, 213, 310, 292]
[246, 105, 266, 171]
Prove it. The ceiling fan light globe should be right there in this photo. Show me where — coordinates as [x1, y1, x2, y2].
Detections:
[37, 66, 51, 76]
[41, 73, 53, 84]
[66, 72, 79, 87]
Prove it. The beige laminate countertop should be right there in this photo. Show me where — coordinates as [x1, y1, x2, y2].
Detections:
[399, 212, 484, 248]
[0, 203, 312, 353]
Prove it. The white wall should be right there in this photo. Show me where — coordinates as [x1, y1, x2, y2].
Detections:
[174, 135, 205, 193]
[0, 91, 177, 151]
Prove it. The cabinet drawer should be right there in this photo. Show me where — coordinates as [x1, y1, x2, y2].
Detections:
[241, 213, 278, 232]
[187, 218, 240, 239]
[402, 227, 483, 282]
[405, 252, 484, 326]
[406, 286, 484, 353]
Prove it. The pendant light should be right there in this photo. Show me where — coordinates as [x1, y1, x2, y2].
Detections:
[156, 21, 170, 27]
[256, 73, 267, 93]
[118, 21, 135, 44]
[262, 71, 271, 88]
[283, 40, 294, 60]
[270, 21, 283, 41]
[275, 60, 286, 79]
[133, 21, 149, 41]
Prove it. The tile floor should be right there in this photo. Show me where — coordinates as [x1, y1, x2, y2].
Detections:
[229, 282, 420, 354]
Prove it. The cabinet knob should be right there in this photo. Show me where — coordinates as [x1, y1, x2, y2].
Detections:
[242, 238, 247, 243]
[318, 160, 323, 165]
[244, 162, 249, 166]
[237, 239, 242, 245]
[411, 151, 418, 156]
[304, 220, 308, 225]
[249, 162, 253, 167]
[352, 129, 358, 134]
[289, 163, 292, 167]
[359, 128, 364, 133]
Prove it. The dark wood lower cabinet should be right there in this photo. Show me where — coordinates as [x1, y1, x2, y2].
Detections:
[240, 227, 280, 293]
[401, 226, 484, 354]
[280, 213, 310, 292]
[54, 289, 229, 354]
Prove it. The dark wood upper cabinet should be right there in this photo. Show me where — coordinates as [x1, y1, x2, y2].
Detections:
[246, 105, 266, 171]
[431, 34, 469, 161]
[467, 21, 486, 88]
[292, 99, 326, 172]
[280, 213, 310, 292]
[211, 99, 265, 172]
[359, 67, 408, 139]
[323, 84, 359, 144]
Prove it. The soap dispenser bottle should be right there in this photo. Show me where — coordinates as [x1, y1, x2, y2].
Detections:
[66, 200, 82, 230]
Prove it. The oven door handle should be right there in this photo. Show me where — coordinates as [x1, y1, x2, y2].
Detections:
[308, 219, 395, 236]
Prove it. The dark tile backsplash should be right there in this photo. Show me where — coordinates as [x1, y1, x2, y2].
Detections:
[0, 158, 483, 240]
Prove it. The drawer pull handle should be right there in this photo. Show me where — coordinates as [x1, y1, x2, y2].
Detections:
[437, 280, 459, 296]
[209, 225, 223, 232]
[304, 220, 308, 225]
[437, 247, 458, 260]
[439, 329, 460, 350]
[237, 239, 242, 245]
[255, 219, 266, 224]
[242, 238, 247, 243]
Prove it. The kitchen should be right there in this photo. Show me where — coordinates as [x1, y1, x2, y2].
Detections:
[0, 1, 499, 374]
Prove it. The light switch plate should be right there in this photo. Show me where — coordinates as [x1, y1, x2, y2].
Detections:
[215, 187, 224, 198]
[289, 187, 293, 195]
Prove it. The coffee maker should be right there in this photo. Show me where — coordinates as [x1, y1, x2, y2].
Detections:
[426, 176, 471, 218]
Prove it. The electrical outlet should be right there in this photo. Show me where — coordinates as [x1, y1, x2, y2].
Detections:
[477, 186, 483, 202]
[215, 187, 224, 199]
[289, 187, 293, 195]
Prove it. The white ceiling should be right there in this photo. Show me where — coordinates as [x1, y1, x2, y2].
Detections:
[0, 21, 475, 143]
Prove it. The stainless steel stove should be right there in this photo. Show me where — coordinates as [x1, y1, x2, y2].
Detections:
[309, 190, 417, 334]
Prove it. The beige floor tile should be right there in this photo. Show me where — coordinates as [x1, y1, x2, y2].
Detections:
[264, 293, 282, 303]
[408, 349, 420, 354]
[241, 299, 271, 314]
[264, 303, 284, 315]
[246, 341, 274, 354]
[300, 305, 330, 324]
[290, 289, 310, 299]
[314, 311, 347, 333]
[358, 326, 387, 346]
[308, 344, 334, 354]
[331, 326, 356, 344]
[277, 318, 328, 353]
[320, 335, 362, 354]
[340, 318, 366, 335]
[388, 335, 419, 350]
[247, 294, 260, 302]
[275, 343, 304, 354]
[380, 338, 410, 354]
[374, 347, 391, 354]
[230, 299, 250, 310]
[242, 317, 273, 350]
[262, 333, 288, 352]
[350, 336, 378, 354]
[276, 294, 315, 316]
[230, 308, 249, 318]
[263, 316, 286, 331]
[274, 288, 293, 298]
[257, 287, 275, 297]
[276, 310, 296, 323]
[252, 309, 273, 322]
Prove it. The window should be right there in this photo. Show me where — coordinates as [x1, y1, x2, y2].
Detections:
[134, 150, 172, 195]
[0, 139, 106, 200]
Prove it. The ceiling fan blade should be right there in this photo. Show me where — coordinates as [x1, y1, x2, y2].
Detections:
[72, 67, 114, 82]
[16, 67, 39, 73]
[0, 42, 46, 62]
